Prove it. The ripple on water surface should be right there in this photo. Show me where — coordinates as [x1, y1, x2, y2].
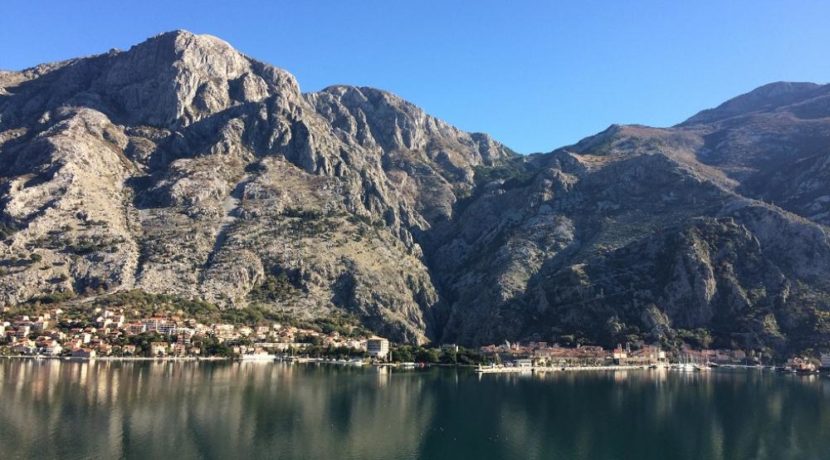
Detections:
[1, 360, 829, 460]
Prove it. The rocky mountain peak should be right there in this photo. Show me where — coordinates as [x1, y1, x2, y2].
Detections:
[0, 30, 300, 131]
[100, 30, 300, 128]
[108, 29, 250, 86]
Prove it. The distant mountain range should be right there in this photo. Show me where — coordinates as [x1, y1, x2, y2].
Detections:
[2, 31, 830, 353]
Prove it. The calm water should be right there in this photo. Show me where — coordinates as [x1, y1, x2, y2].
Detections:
[2, 360, 830, 460]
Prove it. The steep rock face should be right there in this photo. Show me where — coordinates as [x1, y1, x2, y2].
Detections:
[0, 31, 512, 344]
[0, 108, 137, 303]
[3, 31, 830, 352]
[307, 85, 512, 225]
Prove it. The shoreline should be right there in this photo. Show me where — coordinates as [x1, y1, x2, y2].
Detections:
[0, 355, 230, 362]
[475, 364, 654, 374]
[0, 356, 783, 373]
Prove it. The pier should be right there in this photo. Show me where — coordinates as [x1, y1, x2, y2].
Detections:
[474, 364, 657, 374]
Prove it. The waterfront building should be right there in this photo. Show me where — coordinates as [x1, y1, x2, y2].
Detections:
[171, 343, 187, 356]
[38, 338, 63, 356]
[513, 359, 533, 368]
[612, 346, 628, 364]
[273, 342, 310, 352]
[787, 357, 817, 373]
[12, 340, 36, 355]
[821, 353, 830, 369]
[367, 337, 389, 359]
[96, 343, 113, 356]
[627, 345, 666, 365]
[442, 344, 460, 353]
[150, 342, 168, 357]
[526, 344, 610, 367]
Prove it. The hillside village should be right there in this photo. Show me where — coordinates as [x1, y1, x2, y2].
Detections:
[0, 304, 372, 359]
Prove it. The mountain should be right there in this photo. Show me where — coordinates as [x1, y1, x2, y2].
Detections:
[2, 31, 830, 354]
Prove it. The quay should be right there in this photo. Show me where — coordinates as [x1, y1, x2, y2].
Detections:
[475, 364, 657, 374]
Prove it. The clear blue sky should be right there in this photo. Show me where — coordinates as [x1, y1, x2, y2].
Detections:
[2, 1, 829, 153]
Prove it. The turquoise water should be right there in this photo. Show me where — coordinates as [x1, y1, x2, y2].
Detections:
[1, 360, 829, 459]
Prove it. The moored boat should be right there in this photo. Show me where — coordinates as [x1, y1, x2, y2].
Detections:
[240, 353, 276, 363]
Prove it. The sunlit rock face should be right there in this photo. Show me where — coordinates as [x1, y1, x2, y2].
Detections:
[0, 31, 512, 344]
[2, 31, 830, 349]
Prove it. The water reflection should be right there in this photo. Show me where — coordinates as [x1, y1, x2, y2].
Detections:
[454, 369, 830, 460]
[0, 361, 434, 460]
[1, 361, 829, 460]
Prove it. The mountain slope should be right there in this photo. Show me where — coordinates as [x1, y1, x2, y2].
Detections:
[2, 31, 830, 354]
[430, 86, 830, 351]
[0, 31, 512, 343]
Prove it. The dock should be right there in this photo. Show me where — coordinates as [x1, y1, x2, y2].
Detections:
[474, 364, 657, 374]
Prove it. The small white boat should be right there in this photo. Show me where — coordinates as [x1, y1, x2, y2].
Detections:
[240, 353, 276, 362]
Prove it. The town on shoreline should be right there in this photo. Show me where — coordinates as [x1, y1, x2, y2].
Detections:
[2, 304, 829, 374]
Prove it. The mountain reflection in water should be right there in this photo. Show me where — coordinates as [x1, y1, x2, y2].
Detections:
[1, 361, 829, 460]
